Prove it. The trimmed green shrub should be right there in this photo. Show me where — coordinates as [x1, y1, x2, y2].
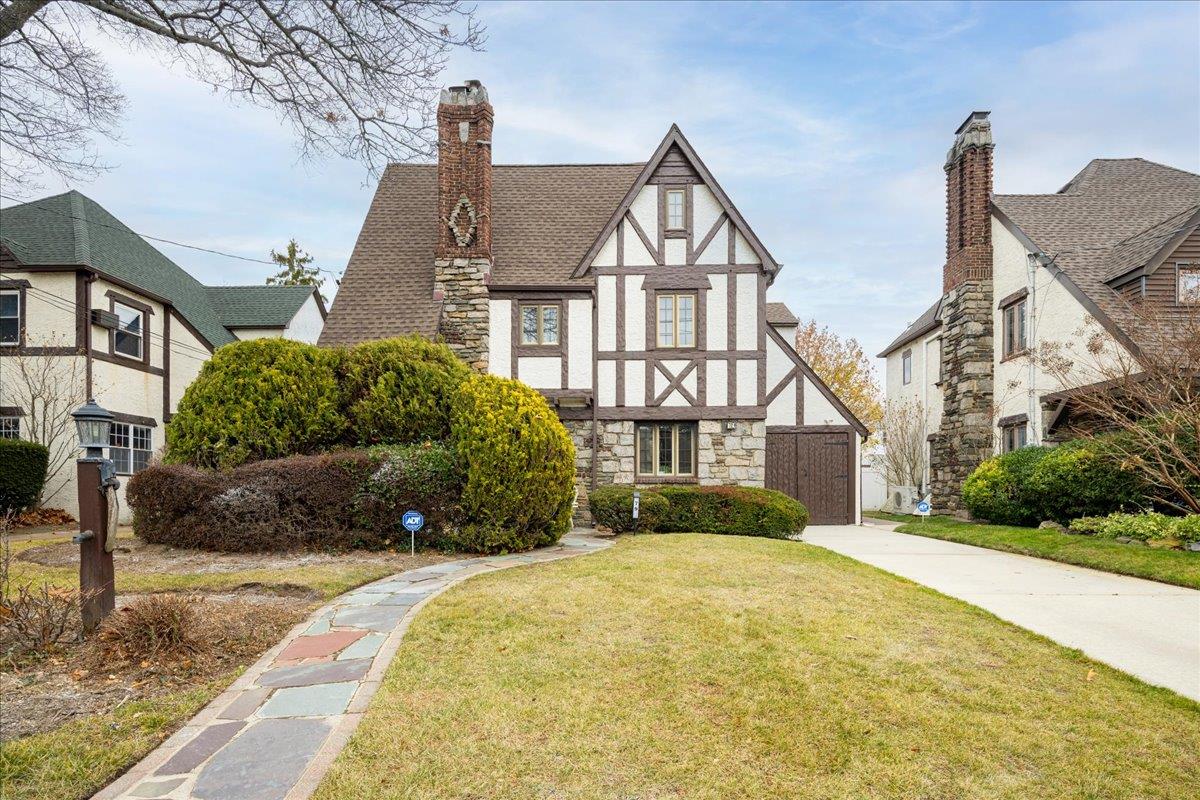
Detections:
[961, 447, 1050, 526]
[127, 452, 395, 552]
[0, 439, 49, 513]
[166, 338, 345, 469]
[588, 486, 669, 533]
[655, 485, 809, 538]
[1068, 511, 1200, 547]
[1172, 515, 1200, 544]
[340, 337, 470, 446]
[354, 442, 462, 540]
[448, 374, 576, 553]
[1026, 439, 1146, 524]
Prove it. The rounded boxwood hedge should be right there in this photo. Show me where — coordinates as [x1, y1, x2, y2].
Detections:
[588, 486, 669, 533]
[961, 447, 1050, 526]
[166, 338, 345, 469]
[339, 336, 470, 446]
[0, 439, 49, 513]
[1025, 439, 1145, 524]
[589, 484, 808, 538]
[448, 374, 576, 553]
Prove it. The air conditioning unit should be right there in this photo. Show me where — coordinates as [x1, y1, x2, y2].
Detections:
[889, 486, 919, 514]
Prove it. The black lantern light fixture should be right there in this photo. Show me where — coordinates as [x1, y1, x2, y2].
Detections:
[71, 398, 114, 461]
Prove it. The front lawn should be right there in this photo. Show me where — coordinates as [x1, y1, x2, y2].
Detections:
[314, 535, 1199, 800]
[868, 514, 1200, 590]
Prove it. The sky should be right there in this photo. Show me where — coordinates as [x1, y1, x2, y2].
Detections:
[4, 1, 1198, 366]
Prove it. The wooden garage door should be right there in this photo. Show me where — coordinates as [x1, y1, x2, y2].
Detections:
[765, 428, 853, 525]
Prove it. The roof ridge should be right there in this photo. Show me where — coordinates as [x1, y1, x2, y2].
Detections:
[68, 190, 91, 265]
[208, 283, 313, 290]
[1113, 204, 1200, 246]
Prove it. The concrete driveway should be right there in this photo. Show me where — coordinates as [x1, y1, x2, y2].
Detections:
[803, 522, 1200, 702]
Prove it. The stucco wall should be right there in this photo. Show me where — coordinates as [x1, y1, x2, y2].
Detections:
[284, 295, 325, 342]
[991, 218, 1130, 449]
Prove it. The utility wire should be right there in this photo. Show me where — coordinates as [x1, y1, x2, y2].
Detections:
[0, 193, 345, 283]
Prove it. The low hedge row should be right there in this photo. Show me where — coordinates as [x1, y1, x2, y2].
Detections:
[589, 485, 808, 538]
[1069, 512, 1200, 548]
[962, 439, 1146, 526]
[127, 446, 459, 552]
[0, 439, 49, 514]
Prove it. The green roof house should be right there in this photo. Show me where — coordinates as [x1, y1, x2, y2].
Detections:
[0, 190, 327, 519]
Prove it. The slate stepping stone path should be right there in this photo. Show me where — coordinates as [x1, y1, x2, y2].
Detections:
[94, 533, 609, 800]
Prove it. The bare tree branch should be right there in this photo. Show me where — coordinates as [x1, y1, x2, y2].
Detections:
[0, 0, 484, 193]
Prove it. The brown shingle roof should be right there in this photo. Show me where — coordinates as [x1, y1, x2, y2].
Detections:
[992, 158, 1200, 352]
[877, 296, 943, 358]
[765, 301, 799, 326]
[320, 163, 643, 347]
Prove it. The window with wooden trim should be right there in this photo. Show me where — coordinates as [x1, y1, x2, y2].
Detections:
[665, 189, 685, 230]
[520, 304, 559, 345]
[901, 349, 912, 385]
[1002, 297, 1027, 357]
[1179, 266, 1200, 304]
[636, 422, 696, 477]
[109, 422, 152, 474]
[656, 293, 695, 348]
[1001, 422, 1027, 453]
[113, 302, 144, 359]
[0, 417, 20, 440]
[0, 289, 19, 346]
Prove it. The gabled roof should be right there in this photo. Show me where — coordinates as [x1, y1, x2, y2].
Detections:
[571, 125, 780, 279]
[0, 190, 236, 347]
[320, 163, 643, 346]
[207, 285, 323, 329]
[1, 190, 324, 349]
[877, 296, 942, 358]
[765, 302, 799, 326]
[992, 158, 1200, 352]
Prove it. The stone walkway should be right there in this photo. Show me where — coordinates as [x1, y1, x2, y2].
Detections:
[93, 532, 610, 800]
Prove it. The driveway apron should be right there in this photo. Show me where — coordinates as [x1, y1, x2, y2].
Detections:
[804, 522, 1200, 701]
[92, 533, 611, 800]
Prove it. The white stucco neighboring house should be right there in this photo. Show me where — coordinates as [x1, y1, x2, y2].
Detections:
[0, 191, 327, 519]
[321, 80, 869, 524]
[879, 111, 1200, 513]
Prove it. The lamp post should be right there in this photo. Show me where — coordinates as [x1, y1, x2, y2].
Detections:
[71, 399, 117, 632]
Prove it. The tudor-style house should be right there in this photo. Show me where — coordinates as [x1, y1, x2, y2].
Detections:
[321, 80, 868, 525]
[879, 110, 1200, 514]
[1, 191, 327, 519]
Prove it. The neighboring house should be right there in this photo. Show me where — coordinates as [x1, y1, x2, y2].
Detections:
[322, 80, 868, 524]
[879, 111, 1200, 514]
[0, 190, 327, 518]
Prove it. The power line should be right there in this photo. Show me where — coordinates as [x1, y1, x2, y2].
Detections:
[0, 193, 345, 283]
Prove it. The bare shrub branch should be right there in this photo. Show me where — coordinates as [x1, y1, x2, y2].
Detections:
[879, 398, 928, 491]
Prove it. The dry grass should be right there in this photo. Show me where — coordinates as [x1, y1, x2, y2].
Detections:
[315, 534, 1200, 800]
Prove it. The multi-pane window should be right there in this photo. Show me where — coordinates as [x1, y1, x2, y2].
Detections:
[665, 189, 685, 229]
[656, 293, 695, 348]
[109, 422, 152, 474]
[636, 422, 696, 477]
[1001, 423, 1028, 453]
[520, 304, 559, 345]
[901, 349, 912, 385]
[0, 417, 20, 440]
[1179, 267, 1200, 304]
[114, 302, 144, 359]
[0, 289, 19, 345]
[1003, 298, 1028, 357]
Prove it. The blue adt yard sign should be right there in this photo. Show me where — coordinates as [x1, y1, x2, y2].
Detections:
[402, 510, 424, 555]
[916, 500, 931, 517]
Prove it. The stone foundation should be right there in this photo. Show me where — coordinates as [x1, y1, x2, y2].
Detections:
[560, 417, 766, 525]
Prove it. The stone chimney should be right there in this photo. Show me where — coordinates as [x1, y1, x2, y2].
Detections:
[930, 111, 995, 518]
[434, 80, 492, 371]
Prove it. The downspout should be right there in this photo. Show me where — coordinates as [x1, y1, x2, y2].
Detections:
[590, 286, 598, 491]
[1026, 253, 1039, 444]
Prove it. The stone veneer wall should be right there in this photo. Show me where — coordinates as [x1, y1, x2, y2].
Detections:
[433, 257, 489, 372]
[930, 281, 994, 517]
[561, 418, 767, 525]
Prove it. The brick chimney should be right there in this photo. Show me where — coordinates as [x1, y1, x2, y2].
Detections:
[930, 110, 995, 518]
[943, 111, 994, 293]
[433, 80, 492, 371]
